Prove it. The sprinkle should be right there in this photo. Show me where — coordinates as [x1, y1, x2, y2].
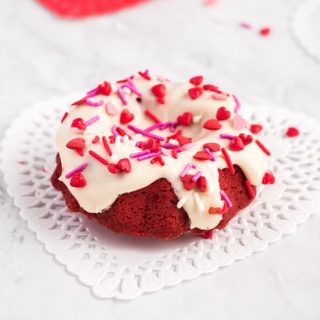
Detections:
[115, 135, 122, 146]
[211, 94, 227, 101]
[194, 193, 205, 212]
[259, 27, 271, 37]
[150, 156, 165, 166]
[189, 75, 203, 86]
[151, 84, 166, 98]
[128, 125, 165, 141]
[220, 133, 235, 140]
[92, 136, 100, 144]
[137, 151, 162, 161]
[188, 86, 203, 100]
[192, 171, 203, 182]
[117, 75, 134, 84]
[177, 197, 187, 209]
[162, 143, 178, 149]
[111, 125, 119, 136]
[144, 109, 161, 123]
[89, 150, 108, 165]
[180, 162, 197, 177]
[84, 99, 104, 107]
[84, 115, 100, 126]
[102, 136, 112, 156]
[161, 121, 174, 131]
[121, 79, 143, 97]
[220, 190, 233, 208]
[138, 69, 151, 80]
[61, 112, 69, 123]
[286, 127, 299, 137]
[245, 180, 256, 199]
[221, 148, 235, 175]
[240, 22, 252, 29]
[144, 122, 164, 132]
[250, 124, 263, 134]
[65, 162, 89, 179]
[255, 139, 271, 156]
[86, 87, 99, 97]
[116, 88, 128, 105]
[204, 148, 216, 161]
[233, 95, 241, 113]
[105, 101, 119, 116]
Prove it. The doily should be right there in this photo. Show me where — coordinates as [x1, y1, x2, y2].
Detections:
[291, 0, 320, 63]
[1, 96, 320, 300]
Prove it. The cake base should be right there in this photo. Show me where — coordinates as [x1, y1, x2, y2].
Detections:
[51, 155, 255, 239]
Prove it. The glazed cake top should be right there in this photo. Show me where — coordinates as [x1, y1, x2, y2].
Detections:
[56, 71, 271, 230]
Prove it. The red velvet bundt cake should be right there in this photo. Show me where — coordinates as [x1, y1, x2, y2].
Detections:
[51, 71, 275, 240]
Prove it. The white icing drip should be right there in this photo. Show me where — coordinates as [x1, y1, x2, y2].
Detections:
[56, 74, 269, 230]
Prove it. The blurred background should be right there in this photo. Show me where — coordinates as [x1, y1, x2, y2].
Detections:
[1, 0, 320, 319]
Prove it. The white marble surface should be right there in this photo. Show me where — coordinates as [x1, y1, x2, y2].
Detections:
[1, 0, 320, 319]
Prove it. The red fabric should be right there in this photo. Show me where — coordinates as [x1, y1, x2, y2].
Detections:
[51, 155, 255, 239]
[37, 0, 148, 18]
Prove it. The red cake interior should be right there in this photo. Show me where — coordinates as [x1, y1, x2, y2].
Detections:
[51, 155, 255, 239]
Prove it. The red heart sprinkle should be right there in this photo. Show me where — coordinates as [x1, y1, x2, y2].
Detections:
[177, 135, 192, 146]
[120, 109, 134, 124]
[229, 136, 244, 151]
[71, 118, 87, 131]
[70, 172, 86, 188]
[203, 119, 222, 131]
[107, 163, 121, 174]
[98, 81, 112, 96]
[181, 174, 197, 191]
[239, 133, 253, 145]
[250, 124, 263, 134]
[66, 138, 86, 156]
[92, 136, 100, 144]
[188, 87, 203, 100]
[193, 151, 212, 161]
[177, 112, 192, 126]
[286, 127, 299, 137]
[198, 176, 208, 192]
[216, 107, 231, 121]
[203, 142, 220, 152]
[151, 84, 166, 98]
[262, 172, 275, 184]
[117, 158, 131, 173]
[189, 76, 203, 86]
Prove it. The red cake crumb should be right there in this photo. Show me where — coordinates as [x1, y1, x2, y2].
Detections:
[51, 155, 255, 239]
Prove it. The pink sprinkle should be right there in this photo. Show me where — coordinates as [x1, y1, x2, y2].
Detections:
[65, 162, 88, 179]
[135, 141, 146, 149]
[240, 22, 252, 29]
[86, 87, 99, 97]
[111, 125, 119, 136]
[84, 99, 104, 107]
[211, 94, 227, 101]
[204, 148, 216, 161]
[233, 95, 241, 113]
[121, 79, 142, 97]
[130, 150, 150, 159]
[84, 115, 100, 126]
[220, 190, 233, 208]
[137, 151, 162, 161]
[145, 122, 164, 132]
[180, 162, 196, 178]
[203, 0, 218, 6]
[162, 143, 178, 149]
[117, 88, 128, 105]
[128, 125, 165, 141]
[192, 171, 203, 182]
[170, 121, 179, 132]
[220, 133, 235, 140]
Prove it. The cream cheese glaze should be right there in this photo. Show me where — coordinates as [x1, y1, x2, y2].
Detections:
[56, 73, 269, 230]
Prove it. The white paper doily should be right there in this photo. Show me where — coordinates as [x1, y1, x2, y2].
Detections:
[1, 96, 320, 300]
[292, 0, 320, 63]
